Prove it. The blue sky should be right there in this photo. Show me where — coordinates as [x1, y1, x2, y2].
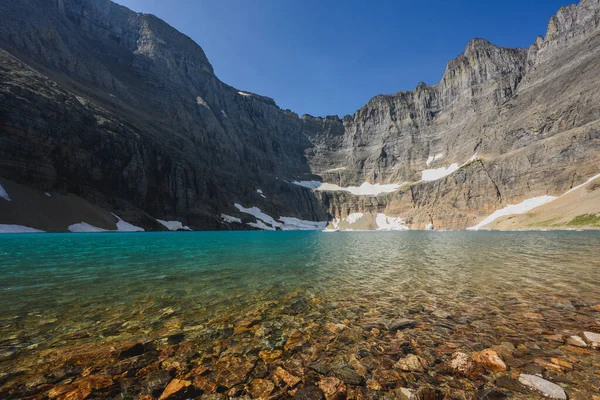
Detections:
[115, 0, 571, 117]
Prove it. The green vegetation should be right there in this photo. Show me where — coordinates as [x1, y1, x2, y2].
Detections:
[527, 216, 561, 228]
[567, 214, 600, 227]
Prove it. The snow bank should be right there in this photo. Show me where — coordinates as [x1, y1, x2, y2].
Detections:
[248, 221, 276, 231]
[421, 163, 459, 182]
[112, 214, 145, 232]
[0, 184, 11, 201]
[279, 217, 328, 231]
[156, 219, 191, 231]
[235, 203, 282, 228]
[564, 172, 600, 195]
[468, 195, 557, 230]
[292, 181, 403, 196]
[346, 213, 364, 224]
[375, 214, 409, 231]
[426, 153, 444, 166]
[323, 167, 347, 173]
[0, 224, 44, 233]
[234, 203, 327, 231]
[221, 214, 242, 224]
[68, 222, 108, 233]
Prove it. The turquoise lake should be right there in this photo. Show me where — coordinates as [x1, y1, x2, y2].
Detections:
[0, 231, 599, 398]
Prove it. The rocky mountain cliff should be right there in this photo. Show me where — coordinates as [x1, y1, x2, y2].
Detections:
[0, 0, 599, 232]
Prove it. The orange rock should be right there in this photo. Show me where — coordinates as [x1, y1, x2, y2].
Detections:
[158, 379, 191, 400]
[534, 359, 563, 372]
[247, 379, 275, 399]
[275, 366, 301, 387]
[77, 375, 113, 391]
[473, 349, 507, 372]
[551, 358, 573, 369]
[563, 345, 594, 355]
[61, 388, 92, 400]
[259, 349, 282, 362]
[318, 377, 346, 400]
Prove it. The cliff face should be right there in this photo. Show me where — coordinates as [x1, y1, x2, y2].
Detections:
[303, 0, 600, 229]
[0, 0, 599, 231]
[0, 0, 328, 231]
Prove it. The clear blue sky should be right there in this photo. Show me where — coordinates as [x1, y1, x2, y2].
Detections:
[115, 0, 571, 117]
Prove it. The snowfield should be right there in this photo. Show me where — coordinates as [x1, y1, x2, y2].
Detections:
[468, 196, 557, 230]
[221, 214, 242, 224]
[0, 224, 44, 233]
[292, 181, 403, 196]
[68, 222, 108, 233]
[0, 184, 11, 201]
[421, 163, 459, 182]
[375, 214, 409, 231]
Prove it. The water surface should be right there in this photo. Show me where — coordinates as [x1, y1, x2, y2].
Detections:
[0, 231, 599, 398]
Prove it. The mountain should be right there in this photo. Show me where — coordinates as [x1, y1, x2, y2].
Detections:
[0, 0, 599, 232]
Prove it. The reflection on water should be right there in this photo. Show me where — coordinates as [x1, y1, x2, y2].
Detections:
[0, 231, 599, 398]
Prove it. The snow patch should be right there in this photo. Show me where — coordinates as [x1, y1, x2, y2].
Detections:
[465, 153, 479, 164]
[421, 163, 459, 182]
[0, 184, 11, 201]
[44, 192, 51, 197]
[279, 217, 328, 231]
[248, 220, 276, 231]
[196, 96, 210, 108]
[346, 213, 364, 224]
[564, 172, 600, 195]
[68, 222, 108, 233]
[292, 181, 403, 196]
[256, 189, 266, 199]
[157, 219, 191, 231]
[0, 224, 45, 233]
[468, 196, 557, 230]
[323, 167, 347, 173]
[234, 203, 327, 231]
[112, 214, 145, 232]
[375, 214, 409, 231]
[221, 214, 242, 224]
[426, 153, 444, 166]
[235, 203, 282, 228]
[238, 91, 252, 97]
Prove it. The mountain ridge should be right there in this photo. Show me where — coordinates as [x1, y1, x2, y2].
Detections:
[0, 0, 599, 232]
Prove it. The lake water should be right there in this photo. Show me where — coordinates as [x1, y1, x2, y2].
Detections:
[0, 231, 599, 398]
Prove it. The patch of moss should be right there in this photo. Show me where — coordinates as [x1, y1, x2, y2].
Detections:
[567, 214, 600, 227]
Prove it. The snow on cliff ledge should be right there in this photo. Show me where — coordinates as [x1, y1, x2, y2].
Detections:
[292, 181, 403, 196]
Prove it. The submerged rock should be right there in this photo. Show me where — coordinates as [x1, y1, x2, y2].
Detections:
[583, 331, 600, 347]
[394, 354, 426, 372]
[389, 319, 417, 332]
[566, 335, 587, 347]
[158, 379, 192, 400]
[448, 352, 482, 379]
[318, 377, 346, 400]
[294, 385, 325, 400]
[518, 374, 567, 399]
[473, 349, 507, 372]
